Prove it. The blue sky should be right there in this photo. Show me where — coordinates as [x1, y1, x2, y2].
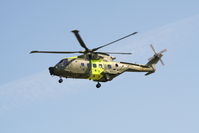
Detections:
[0, 0, 199, 133]
[1, 0, 199, 84]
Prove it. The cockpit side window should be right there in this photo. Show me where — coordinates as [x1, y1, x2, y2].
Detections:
[56, 59, 69, 68]
[58, 60, 63, 64]
[63, 59, 68, 66]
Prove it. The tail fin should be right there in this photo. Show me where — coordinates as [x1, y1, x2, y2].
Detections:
[145, 45, 167, 75]
[146, 44, 167, 66]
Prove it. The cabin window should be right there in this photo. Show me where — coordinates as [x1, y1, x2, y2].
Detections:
[87, 63, 90, 67]
[108, 64, 112, 69]
[115, 64, 118, 67]
[93, 64, 97, 68]
[99, 64, 102, 68]
[81, 63, 84, 67]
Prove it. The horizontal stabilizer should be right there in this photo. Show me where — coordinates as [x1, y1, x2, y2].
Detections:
[145, 71, 154, 76]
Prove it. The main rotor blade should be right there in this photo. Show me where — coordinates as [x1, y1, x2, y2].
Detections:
[71, 30, 89, 51]
[92, 32, 138, 52]
[150, 44, 157, 54]
[159, 49, 167, 54]
[98, 52, 132, 55]
[30, 51, 84, 54]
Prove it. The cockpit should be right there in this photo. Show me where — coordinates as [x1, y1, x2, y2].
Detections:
[55, 59, 70, 69]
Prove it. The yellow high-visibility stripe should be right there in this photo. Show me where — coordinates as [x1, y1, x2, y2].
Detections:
[88, 59, 104, 80]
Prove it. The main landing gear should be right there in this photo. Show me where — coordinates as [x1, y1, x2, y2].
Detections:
[58, 78, 63, 83]
[96, 82, 101, 88]
[58, 77, 101, 88]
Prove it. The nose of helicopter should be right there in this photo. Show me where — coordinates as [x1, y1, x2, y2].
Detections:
[49, 67, 55, 75]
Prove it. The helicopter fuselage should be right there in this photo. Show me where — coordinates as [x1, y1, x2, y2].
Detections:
[48, 54, 155, 82]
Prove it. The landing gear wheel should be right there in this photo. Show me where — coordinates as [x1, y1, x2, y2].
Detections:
[96, 82, 101, 88]
[58, 78, 63, 83]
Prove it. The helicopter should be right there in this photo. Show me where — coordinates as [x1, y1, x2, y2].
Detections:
[30, 30, 167, 88]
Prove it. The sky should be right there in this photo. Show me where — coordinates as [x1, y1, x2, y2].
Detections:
[0, 0, 199, 133]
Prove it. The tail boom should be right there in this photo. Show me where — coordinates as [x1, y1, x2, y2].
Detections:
[120, 62, 155, 73]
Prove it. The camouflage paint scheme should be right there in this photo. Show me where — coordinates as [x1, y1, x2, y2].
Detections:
[31, 30, 166, 87]
[49, 53, 159, 83]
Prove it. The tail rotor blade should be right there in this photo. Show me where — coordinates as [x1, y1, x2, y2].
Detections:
[150, 44, 157, 54]
[159, 49, 167, 54]
[160, 59, 165, 66]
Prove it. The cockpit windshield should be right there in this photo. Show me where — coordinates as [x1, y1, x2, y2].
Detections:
[56, 59, 69, 68]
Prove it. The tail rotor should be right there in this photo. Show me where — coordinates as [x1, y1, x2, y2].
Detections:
[146, 44, 167, 67]
[149, 44, 167, 66]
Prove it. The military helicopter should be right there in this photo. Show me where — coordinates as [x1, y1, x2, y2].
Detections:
[30, 30, 167, 88]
